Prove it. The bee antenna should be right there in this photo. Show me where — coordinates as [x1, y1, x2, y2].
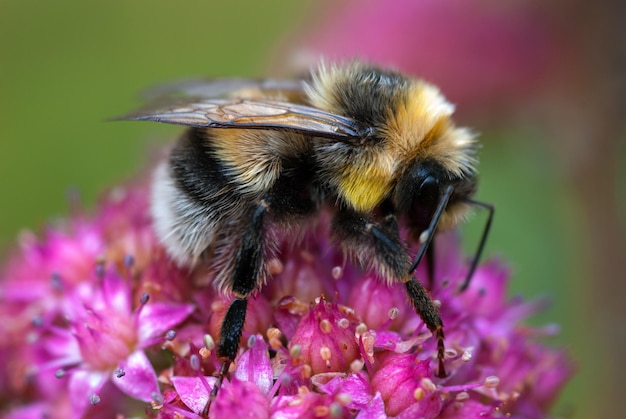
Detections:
[459, 200, 495, 292]
[409, 185, 454, 275]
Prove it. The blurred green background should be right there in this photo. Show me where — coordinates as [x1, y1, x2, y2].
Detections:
[1, 1, 624, 418]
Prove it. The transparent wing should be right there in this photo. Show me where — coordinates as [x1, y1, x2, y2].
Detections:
[121, 98, 367, 141]
[142, 78, 308, 103]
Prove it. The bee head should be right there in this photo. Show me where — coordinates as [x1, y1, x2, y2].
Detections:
[394, 158, 477, 234]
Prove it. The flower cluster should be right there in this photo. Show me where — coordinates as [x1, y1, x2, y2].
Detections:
[0, 181, 572, 418]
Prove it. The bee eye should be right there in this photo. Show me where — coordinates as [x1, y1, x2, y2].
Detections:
[417, 175, 440, 203]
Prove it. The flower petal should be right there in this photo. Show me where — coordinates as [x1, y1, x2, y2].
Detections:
[233, 334, 273, 395]
[355, 392, 386, 419]
[137, 302, 195, 342]
[317, 372, 372, 410]
[171, 376, 215, 414]
[112, 350, 159, 402]
[68, 370, 108, 417]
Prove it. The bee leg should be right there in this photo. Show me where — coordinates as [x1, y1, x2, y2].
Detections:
[426, 243, 436, 290]
[210, 201, 268, 402]
[331, 210, 446, 378]
[405, 277, 446, 378]
[372, 224, 447, 378]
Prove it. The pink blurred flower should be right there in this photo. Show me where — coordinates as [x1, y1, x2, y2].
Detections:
[1, 179, 573, 417]
[288, 0, 561, 111]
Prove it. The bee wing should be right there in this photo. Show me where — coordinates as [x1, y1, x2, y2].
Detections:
[143, 78, 307, 102]
[122, 98, 366, 141]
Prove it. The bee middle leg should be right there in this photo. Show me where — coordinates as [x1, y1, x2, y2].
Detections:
[211, 201, 268, 400]
[331, 209, 447, 378]
[211, 171, 317, 401]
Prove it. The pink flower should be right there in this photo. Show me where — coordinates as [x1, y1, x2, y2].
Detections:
[288, 0, 559, 111]
[0, 180, 573, 417]
[289, 298, 360, 375]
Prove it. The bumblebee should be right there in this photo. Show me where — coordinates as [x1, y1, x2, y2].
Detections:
[124, 61, 493, 394]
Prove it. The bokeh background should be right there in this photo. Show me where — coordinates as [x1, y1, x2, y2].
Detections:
[1, 1, 624, 417]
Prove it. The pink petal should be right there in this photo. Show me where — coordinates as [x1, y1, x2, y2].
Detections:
[68, 370, 108, 417]
[374, 330, 430, 353]
[233, 334, 273, 395]
[171, 376, 216, 414]
[112, 350, 159, 402]
[5, 403, 48, 419]
[317, 372, 372, 410]
[355, 392, 387, 419]
[137, 302, 195, 342]
[101, 271, 132, 314]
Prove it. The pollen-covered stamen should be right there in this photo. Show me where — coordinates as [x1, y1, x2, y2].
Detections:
[139, 292, 150, 305]
[357, 329, 375, 370]
[151, 391, 164, 409]
[95, 259, 106, 279]
[133, 292, 150, 328]
[204, 334, 216, 351]
[388, 307, 399, 320]
[456, 391, 470, 402]
[31, 315, 44, 327]
[445, 348, 458, 358]
[329, 401, 344, 417]
[320, 319, 332, 333]
[484, 375, 500, 388]
[123, 254, 135, 269]
[267, 327, 282, 350]
[165, 330, 176, 341]
[190, 353, 201, 370]
[290, 344, 302, 360]
[320, 346, 332, 368]
[50, 272, 63, 292]
[89, 393, 101, 405]
[421, 377, 437, 392]
[247, 334, 256, 349]
[414, 387, 425, 401]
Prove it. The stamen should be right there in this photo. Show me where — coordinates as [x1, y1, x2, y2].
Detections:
[190, 354, 201, 371]
[388, 307, 399, 320]
[320, 319, 332, 334]
[290, 344, 302, 359]
[456, 391, 470, 402]
[123, 254, 135, 268]
[50, 272, 63, 291]
[89, 394, 101, 405]
[484, 376, 500, 388]
[203, 334, 215, 351]
[247, 334, 256, 349]
[414, 387, 425, 401]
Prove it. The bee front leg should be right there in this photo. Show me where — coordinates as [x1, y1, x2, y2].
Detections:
[210, 201, 268, 402]
[331, 209, 446, 378]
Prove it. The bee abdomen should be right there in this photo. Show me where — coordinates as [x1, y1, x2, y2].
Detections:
[152, 129, 243, 266]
